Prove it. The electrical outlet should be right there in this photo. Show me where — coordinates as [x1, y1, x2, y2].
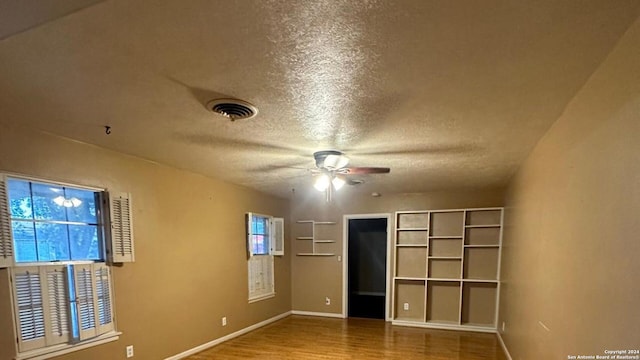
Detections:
[222, 317, 227, 326]
[325, 297, 331, 305]
[502, 321, 505, 332]
[337, 255, 342, 262]
[403, 302, 409, 311]
[126, 345, 134, 358]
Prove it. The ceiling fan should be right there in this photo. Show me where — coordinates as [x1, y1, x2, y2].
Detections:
[311, 150, 390, 201]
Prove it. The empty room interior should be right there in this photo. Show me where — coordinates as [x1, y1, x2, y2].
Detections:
[0, 1, 639, 359]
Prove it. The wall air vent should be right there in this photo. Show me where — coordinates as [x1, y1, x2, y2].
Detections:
[206, 98, 258, 121]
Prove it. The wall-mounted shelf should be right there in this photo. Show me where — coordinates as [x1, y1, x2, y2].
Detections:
[392, 207, 503, 332]
[297, 253, 335, 256]
[295, 220, 336, 256]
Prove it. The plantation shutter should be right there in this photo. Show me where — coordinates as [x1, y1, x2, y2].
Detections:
[13, 267, 46, 352]
[41, 266, 70, 346]
[249, 255, 274, 299]
[248, 258, 257, 295]
[264, 255, 274, 293]
[74, 264, 98, 340]
[246, 212, 254, 258]
[94, 263, 114, 335]
[0, 176, 14, 268]
[109, 192, 135, 263]
[271, 217, 284, 256]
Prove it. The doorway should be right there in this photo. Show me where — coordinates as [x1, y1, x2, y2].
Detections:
[345, 216, 389, 319]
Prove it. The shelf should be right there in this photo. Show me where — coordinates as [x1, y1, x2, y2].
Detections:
[394, 317, 424, 323]
[427, 281, 461, 323]
[295, 219, 336, 256]
[465, 227, 500, 246]
[429, 238, 462, 257]
[396, 247, 427, 278]
[393, 207, 502, 333]
[397, 230, 428, 245]
[426, 278, 462, 282]
[426, 320, 460, 326]
[395, 279, 426, 322]
[464, 248, 499, 280]
[461, 282, 497, 327]
[296, 253, 335, 256]
[397, 213, 429, 229]
[465, 210, 502, 226]
[430, 211, 464, 237]
[428, 258, 462, 279]
[464, 224, 501, 228]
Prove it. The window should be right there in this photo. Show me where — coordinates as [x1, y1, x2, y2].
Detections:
[246, 213, 284, 302]
[7, 178, 102, 263]
[0, 174, 134, 360]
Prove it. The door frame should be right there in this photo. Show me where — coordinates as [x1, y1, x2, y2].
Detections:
[342, 213, 392, 321]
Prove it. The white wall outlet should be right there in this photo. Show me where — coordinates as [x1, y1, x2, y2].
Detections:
[126, 345, 134, 358]
[325, 297, 331, 305]
[222, 316, 227, 326]
[403, 302, 409, 311]
[337, 255, 342, 262]
[502, 321, 505, 332]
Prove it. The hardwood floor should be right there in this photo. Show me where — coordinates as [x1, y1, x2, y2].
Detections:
[186, 315, 508, 359]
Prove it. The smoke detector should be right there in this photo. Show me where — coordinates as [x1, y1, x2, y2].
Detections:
[206, 98, 258, 121]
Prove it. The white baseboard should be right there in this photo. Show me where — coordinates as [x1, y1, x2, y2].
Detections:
[291, 310, 345, 319]
[497, 332, 513, 360]
[164, 311, 292, 360]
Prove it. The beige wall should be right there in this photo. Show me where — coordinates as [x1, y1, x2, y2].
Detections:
[0, 123, 291, 360]
[290, 188, 504, 315]
[499, 17, 640, 359]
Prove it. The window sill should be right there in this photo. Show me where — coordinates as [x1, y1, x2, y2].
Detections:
[16, 331, 121, 360]
[249, 292, 276, 303]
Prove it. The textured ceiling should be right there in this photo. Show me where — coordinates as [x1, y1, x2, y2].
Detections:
[1, 0, 639, 198]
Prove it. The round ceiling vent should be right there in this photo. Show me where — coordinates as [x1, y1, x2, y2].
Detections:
[206, 98, 258, 121]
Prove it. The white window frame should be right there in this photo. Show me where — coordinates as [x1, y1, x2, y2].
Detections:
[0, 173, 132, 360]
[246, 213, 284, 302]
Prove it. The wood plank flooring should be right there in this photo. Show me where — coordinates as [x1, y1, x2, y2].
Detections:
[186, 315, 508, 359]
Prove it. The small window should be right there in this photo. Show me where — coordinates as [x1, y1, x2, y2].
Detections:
[250, 215, 270, 256]
[7, 178, 103, 263]
[246, 213, 284, 302]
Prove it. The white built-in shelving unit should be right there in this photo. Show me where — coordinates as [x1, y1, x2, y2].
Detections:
[295, 220, 336, 256]
[392, 207, 503, 333]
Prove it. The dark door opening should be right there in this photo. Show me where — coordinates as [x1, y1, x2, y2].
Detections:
[348, 218, 387, 319]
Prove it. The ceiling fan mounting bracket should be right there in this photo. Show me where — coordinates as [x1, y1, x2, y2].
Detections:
[313, 150, 344, 168]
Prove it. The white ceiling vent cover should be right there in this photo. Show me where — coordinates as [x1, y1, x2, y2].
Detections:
[206, 98, 258, 121]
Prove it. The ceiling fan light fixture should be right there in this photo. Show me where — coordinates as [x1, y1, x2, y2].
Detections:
[314, 174, 330, 191]
[332, 176, 345, 190]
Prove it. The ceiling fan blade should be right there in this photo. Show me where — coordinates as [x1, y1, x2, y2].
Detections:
[343, 167, 391, 174]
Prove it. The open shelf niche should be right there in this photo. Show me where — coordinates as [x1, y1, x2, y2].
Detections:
[392, 207, 503, 332]
[295, 220, 336, 256]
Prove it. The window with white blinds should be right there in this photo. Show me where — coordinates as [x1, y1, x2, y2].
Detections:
[246, 213, 284, 302]
[0, 174, 128, 359]
[11, 263, 115, 354]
